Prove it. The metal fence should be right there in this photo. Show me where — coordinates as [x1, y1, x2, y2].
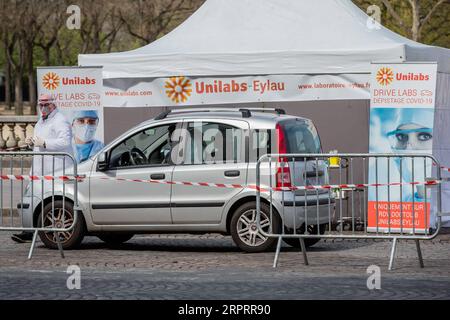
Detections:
[0, 151, 79, 259]
[256, 153, 444, 270]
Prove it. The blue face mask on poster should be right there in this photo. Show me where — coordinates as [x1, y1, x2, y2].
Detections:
[73, 124, 97, 143]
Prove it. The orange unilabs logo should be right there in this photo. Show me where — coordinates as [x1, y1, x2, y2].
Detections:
[42, 72, 61, 90]
[165, 76, 192, 103]
[376, 67, 394, 86]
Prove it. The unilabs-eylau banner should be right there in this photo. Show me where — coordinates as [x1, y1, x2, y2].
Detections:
[37, 67, 105, 164]
[368, 63, 438, 233]
[102, 74, 370, 107]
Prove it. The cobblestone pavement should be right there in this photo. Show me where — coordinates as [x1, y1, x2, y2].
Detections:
[0, 231, 449, 299]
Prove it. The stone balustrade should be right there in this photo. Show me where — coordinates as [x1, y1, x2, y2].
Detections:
[0, 116, 38, 150]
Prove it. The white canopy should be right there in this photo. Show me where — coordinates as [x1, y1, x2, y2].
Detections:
[78, 0, 450, 78]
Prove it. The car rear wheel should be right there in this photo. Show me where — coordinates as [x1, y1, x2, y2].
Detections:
[98, 233, 134, 246]
[37, 200, 85, 250]
[230, 201, 280, 253]
[283, 224, 327, 249]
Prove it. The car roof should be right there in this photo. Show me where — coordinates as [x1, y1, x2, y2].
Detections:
[138, 110, 310, 129]
[103, 109, 315, 155]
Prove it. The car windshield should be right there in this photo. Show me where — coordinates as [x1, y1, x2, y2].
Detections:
[282, 119, 321, 154]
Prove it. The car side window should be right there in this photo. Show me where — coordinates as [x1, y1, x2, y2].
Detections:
[109, 123, 180, 168]
[252, 129, 272, 160]
[183, 122, 244, 165]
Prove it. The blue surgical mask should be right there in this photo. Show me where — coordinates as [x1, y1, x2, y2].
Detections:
[394, 155, 431, 201]
[40, 106, 51, 115]
[73, 124, 97, 143]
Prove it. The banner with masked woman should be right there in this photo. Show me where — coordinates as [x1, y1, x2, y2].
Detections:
[368, 63, 438, 234]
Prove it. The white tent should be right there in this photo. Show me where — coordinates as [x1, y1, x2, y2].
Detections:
[79, 0, 450, 78]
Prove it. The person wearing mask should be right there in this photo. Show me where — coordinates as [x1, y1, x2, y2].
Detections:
[71, 110, 104, 163]
[386, 108, 433, 202]
[11, 94, 73, 243]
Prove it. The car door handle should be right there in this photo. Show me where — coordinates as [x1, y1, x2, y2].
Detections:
[150, 173, 166, 180]
[224, 170, 240, 177]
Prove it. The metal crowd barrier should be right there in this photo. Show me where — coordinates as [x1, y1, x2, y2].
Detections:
[256, 153, 444, 270]
[0, 151, 79, 259]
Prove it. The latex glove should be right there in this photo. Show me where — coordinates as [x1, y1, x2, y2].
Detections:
[24, 137, 33, 146]
[31, 136, 46, 148]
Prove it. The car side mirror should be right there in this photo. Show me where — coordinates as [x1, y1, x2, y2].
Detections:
[97, 152, 108, 171]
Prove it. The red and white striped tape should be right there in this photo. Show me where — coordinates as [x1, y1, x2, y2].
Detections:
[0, 174, 442, 192]
[97, 176, 441, 192]
[0, 174, 78, 182]
[98, 176, 262, 190]
[272, 180, 440, 192]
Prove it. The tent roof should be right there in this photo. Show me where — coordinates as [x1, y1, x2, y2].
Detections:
[78, 0, 450, 78]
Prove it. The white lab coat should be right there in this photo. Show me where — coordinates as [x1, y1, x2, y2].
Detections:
[31, 109, 74, 176]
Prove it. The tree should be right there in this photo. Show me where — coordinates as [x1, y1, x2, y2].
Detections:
[76, 0, 124, 54]
[35, 2, 66, 66]
[21, 0, 50, 115]
[1, 1, 29, 115]
[0, 1, 12, 110]
[354, 0, 450, 46]
[119, 0, 205, 46]
[0, 0, 54, 115]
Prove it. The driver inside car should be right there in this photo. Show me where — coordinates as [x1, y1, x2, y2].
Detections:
[161, 124, 178, 165]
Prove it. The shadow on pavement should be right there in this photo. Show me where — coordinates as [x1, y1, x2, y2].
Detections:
[70, 235, 374, 253]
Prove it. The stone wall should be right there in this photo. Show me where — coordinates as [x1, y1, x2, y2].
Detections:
[0, 116, 38, 149]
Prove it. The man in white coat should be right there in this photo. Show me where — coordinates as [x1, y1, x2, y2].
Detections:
[11, 94, 74, 243]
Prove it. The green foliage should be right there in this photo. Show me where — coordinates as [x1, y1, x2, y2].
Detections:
[353, 0, 450, 48]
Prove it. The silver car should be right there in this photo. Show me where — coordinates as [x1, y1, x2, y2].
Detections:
[20, 108, 333, 252]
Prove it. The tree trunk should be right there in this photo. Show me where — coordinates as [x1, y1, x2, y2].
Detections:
[26, 47, 37, 115]
[43, 47, 51, 66]
[409, 0, 421, 42]
[14, 73, 23, 116]
[28, 71, 37, 115]
[55, 40, 63, 65]
[4, 52, 12, 110]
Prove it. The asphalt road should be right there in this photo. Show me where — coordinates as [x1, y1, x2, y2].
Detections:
[0, 232, 449, 300]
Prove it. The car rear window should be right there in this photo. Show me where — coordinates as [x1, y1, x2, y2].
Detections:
[281, 119, 321, 154]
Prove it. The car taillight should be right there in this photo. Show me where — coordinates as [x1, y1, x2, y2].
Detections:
[275, 123, 292, 189]
[276, 164, 292, 189]
[276, 123, 287, 156]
